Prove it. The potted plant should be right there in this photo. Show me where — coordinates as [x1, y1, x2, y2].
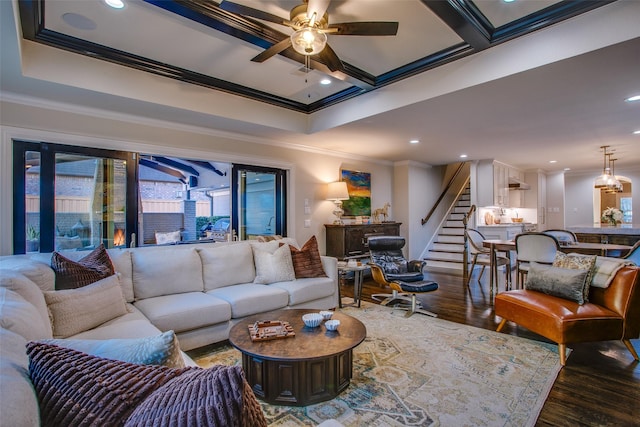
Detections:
[26, 224, 40, 252]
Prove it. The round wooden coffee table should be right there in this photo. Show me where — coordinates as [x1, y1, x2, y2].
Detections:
[228, 309, 366, 406]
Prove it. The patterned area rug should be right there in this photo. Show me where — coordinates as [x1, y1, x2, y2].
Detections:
[190, 303, 562, 427]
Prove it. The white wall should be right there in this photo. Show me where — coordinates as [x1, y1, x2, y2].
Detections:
[545, 172, 565, 230]
[393, 161, 442, 260]
[565, 167, 640, 227]
[0, 100, 394, 256]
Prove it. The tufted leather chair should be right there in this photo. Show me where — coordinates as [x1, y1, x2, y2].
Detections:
[495, 265, 640, 366]
[368, 236, 438, 317]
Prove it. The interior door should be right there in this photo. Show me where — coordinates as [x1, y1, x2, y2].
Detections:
[231, 164, 286, 240]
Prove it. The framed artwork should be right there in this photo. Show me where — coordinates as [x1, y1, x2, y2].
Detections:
[341, 169, 371, 217]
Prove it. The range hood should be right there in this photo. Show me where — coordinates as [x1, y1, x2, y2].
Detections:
[508, 177, 531, 190]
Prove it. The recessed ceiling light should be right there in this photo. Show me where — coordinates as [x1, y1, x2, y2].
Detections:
[409, 139, 419, 144]
[320, 78, 331, 85]
[564, 168, 571, 171]
[105, 0, 125, 9]
[549, 160, 557, 163]
[626, 95, 640, 102]
[503, 0, 516, 3]
[459, 154, 468, 158]
[633, 130, 640, 135]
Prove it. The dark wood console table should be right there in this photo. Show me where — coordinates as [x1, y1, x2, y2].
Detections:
[228, 309, 366, 406]
[325, 222, 401, 260]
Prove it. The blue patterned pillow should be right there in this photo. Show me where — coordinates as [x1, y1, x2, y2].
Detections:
[38, 330, 185, 368]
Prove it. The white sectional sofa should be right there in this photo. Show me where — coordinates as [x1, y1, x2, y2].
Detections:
[0, 238, 339, 426]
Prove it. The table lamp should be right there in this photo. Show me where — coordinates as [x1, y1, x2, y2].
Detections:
[327, 181, 350, 224]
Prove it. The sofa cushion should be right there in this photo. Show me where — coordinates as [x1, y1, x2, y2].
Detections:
[286, 235, 327, 279]
[553, 252, 596, 302]
[40, 330, 184, 368]
[269, 276, 336, 306]
[107, 249, 134, 302]
[26, 342, 188, 427]
[51, 244, 115, 290]
[0, 271, 52, 335]
[0, 287, 52, 341]
[155, 230, 181, 245]
[124, 365, 267, 427]
[208, 284, 289, 318]
[26, 342, 266, 427]
[132, 247, 204, 299]
[253, 243, 295, 284]
[525, 262, 590, 304]
[0, 258, 55, 291]
[0, 328, 40, 427]
[198, 242, 256, 290]
[134, 292, 231, 333]
[44, 274, 129, 338]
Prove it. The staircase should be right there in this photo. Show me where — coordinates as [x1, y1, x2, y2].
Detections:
[424, 185, 471, 271]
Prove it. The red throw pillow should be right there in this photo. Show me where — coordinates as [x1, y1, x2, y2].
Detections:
[51, 244, 115, 290]
[286, 236, 327, 279]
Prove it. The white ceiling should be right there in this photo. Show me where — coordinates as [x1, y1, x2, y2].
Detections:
[1, 0, 639, 175]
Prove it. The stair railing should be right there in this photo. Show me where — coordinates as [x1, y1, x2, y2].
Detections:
[421, 161, 467, 226]
[462, 204, 476, 284]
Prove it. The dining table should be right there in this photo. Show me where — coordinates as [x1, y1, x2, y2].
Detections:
[481, 239, 632, 298]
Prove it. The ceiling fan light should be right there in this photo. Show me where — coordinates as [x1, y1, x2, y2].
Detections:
[290, 27, 327, 56]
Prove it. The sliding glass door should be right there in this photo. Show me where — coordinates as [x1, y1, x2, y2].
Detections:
[232, 164, 286, 240]
[13, 141, 138, 254]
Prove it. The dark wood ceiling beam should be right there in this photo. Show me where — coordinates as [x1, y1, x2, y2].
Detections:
[421, 0, 492, 51]
[152, 1, 376, 89]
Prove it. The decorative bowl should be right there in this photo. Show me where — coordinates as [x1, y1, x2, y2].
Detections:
[511, 218, 523, 223]
[325, 319, 340, 331]
[302, 313, 323, 328]
[319, 310, 333, 320]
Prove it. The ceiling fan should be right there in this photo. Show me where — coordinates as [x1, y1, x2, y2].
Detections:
[218, 0, 399, 72]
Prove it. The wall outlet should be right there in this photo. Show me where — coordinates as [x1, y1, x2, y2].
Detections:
[304, 219, 311, 228]
[304, 206, 311, 215]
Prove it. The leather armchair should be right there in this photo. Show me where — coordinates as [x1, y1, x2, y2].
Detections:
[368, 236, 437, 317]
[495, 265, 640, 366]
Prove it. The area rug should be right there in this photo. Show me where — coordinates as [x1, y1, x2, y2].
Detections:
[189, 303, 563, 427]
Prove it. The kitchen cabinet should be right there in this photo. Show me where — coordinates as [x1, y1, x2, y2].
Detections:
[477, 160, 509, 207]
[477, 224, 525, 241]
[325, 223, 401, 260]
[508, 168, 525, 208]
[524, 170, 547, 229]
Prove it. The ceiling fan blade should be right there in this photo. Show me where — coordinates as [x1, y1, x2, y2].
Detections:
[218, 1, 293, 26]
[307, 0, 330, 20]
[317, 43, 343, 72]
[327, 22, 399, 36]
[251, 38, 292, 63]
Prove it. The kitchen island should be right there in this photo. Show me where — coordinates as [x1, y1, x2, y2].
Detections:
[567, 225, 640, 248]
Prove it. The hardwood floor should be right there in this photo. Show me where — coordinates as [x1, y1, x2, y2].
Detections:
[339, 269, 640, 427]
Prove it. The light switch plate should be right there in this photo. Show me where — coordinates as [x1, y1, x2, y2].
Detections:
[304, 219, 311, 228]
[304, 206, 311, 214]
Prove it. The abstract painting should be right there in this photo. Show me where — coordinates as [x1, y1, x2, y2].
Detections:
[341, 169, 371, 217]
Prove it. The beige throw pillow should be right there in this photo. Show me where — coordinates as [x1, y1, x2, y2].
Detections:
[253, 243, 295, 284]
[44, 274, 128, 338]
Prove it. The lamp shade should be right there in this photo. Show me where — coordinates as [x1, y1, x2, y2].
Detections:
[327, 181, 349, 201]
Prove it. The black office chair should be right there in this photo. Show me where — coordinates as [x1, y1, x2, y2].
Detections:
[368, 236, 438, 317]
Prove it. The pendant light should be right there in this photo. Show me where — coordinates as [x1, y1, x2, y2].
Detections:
[605, 156, 623, 193]
[594, 145, 611, 189]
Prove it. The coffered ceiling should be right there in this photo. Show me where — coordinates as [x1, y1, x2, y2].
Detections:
[2, 0, 639, 173]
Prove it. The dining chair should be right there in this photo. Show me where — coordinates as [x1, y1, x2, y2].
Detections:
[465, 228, 511, 291]
[542, 229, 578, 245]
[515, 232, 561, 288]
[623, 240, 640, 265]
